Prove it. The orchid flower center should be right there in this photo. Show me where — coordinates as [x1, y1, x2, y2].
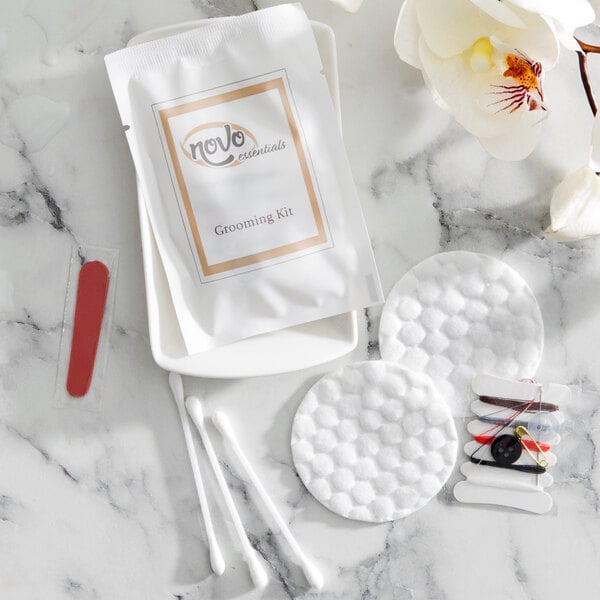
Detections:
[504, 54, 541, 92]
[470, 37, 495, 72]
[487, 50, 546, 114]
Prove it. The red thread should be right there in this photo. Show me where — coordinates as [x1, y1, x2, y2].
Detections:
[473, 434, 550, 452]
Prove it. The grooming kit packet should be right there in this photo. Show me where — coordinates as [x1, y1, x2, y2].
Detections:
[105, 4, 382, 354]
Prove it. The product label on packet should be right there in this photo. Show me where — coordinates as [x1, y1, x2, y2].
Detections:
[154, 70, 332, 282]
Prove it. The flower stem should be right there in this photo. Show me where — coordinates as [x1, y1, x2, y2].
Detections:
[575, 38, 600, 175]
[575, 38, 599, 116]
[577, 51, 598, 116]
[576, 38, 600, 54]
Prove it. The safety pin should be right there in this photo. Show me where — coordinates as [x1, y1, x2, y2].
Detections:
[514, 425, 549, 468]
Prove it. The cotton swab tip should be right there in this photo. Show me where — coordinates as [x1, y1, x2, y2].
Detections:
[210, 543, 226, 576]
[247, 552, 269, 589]
[212, 411, 235, 439]
[302, 557, 324, 590]
[185, 395, 204, 423]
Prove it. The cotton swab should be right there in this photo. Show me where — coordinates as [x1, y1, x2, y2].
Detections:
[185, 396, 269, 590]
[168, 373, 225, 576]
[212, 411, 324, 590]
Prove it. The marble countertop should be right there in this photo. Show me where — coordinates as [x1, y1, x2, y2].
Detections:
[2, 0, 600, 598]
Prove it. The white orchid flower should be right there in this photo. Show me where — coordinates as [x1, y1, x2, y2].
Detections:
[545, 113, 600, 242]
[329, 0, 363, 12]
[395, 0, 595, 161]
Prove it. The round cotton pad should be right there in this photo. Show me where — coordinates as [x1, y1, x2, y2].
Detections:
[379, 252, 544, 417]
[291, 361, 458, 522]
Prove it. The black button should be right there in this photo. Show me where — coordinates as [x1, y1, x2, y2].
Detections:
[491, 435, 522, 465]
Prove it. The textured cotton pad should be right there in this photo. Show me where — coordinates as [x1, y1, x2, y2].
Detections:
[291, 361, 458, 522]
[379, 252, 544, 416]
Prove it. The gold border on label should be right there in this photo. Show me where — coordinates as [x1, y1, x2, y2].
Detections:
[159, 77, 327, 277]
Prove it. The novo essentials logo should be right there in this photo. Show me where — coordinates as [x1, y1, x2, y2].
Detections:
[180, 122, 257, 168]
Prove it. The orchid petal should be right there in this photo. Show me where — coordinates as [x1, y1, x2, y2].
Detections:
[330, 0, 364, 12]
[468, 0, 525, 28]
[421, 68, 452, 113]
[501, 7, 560, 68]
[478, 111, 543, 160]
[416, 0, 514, 58]
[508, 0, 595, 32]
[550, 19, 583, 52]
[394, 0, 422, 69]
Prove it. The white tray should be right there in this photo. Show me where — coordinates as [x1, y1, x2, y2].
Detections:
[128, 19, 358, 378]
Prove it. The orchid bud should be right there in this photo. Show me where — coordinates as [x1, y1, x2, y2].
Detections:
[545, 167, 600, 242]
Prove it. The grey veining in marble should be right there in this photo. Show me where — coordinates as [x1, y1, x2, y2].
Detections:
[2, 0, 600, 599]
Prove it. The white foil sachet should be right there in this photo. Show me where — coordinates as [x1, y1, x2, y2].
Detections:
[105, 4, 382, 354]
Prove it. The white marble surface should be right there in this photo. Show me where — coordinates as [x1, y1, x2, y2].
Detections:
[2, 0, 600, 598]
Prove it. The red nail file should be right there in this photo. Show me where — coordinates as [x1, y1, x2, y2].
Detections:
[66, 261, 110, 397]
